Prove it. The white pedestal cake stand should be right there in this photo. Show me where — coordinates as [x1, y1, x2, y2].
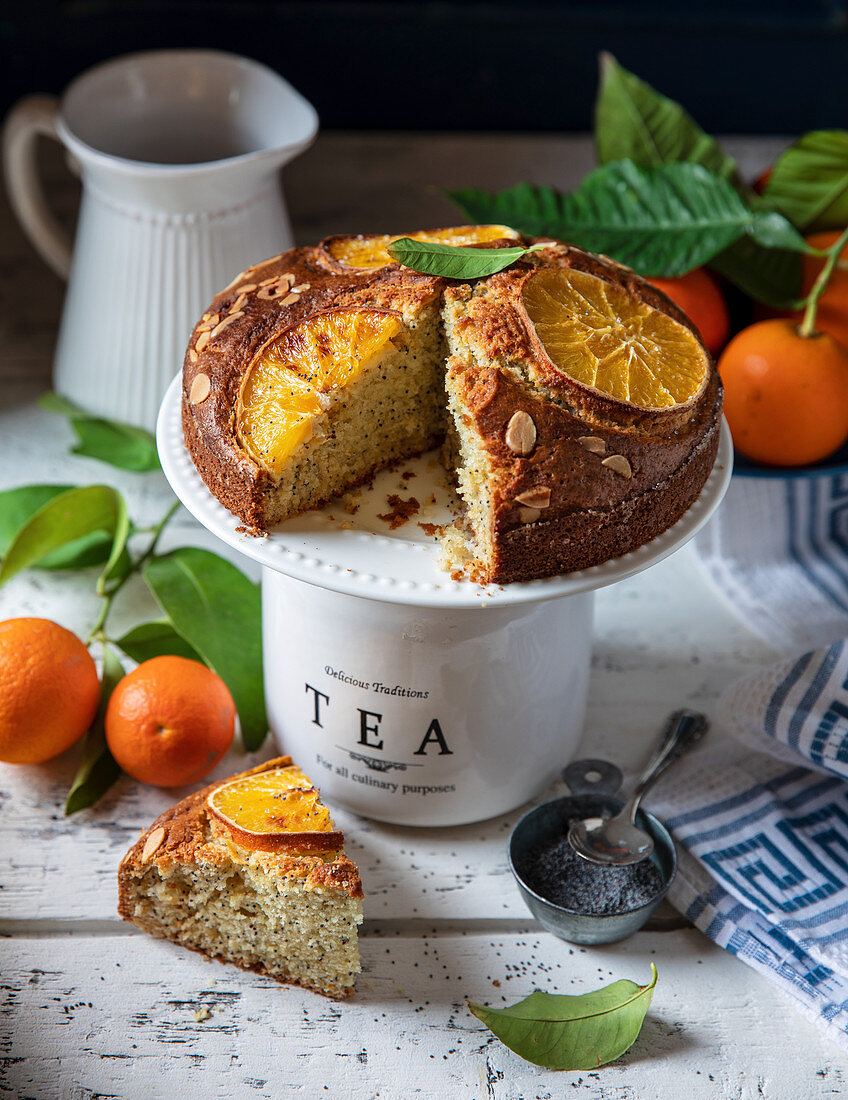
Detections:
[158, 375, 732, 826]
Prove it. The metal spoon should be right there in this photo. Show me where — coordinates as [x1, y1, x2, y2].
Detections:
[567, 709, 708, 866]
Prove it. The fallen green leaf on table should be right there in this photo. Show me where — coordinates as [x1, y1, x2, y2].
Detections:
[450, 162, 807, 279]
[468, 964, 657, 1071]
[0, 484, 115, 570]
[65, 645, 124, 815]
[38, 392, 161, 472]
[0, 485, 129, 591]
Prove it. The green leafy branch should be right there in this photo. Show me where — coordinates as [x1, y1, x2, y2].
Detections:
[469, 964, 657, 1070]
[0, 397, 268, 814]
[447, 53, 848, 309]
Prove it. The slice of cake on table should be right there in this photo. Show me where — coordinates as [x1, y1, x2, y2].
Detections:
[182, 225, 722, 582]
[118, 756, 363, 999]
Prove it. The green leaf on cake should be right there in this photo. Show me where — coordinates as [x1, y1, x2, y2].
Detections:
[39, 392, 161, 472]
[142, 548, 267, 750]
[451, 162, 806, 278]
[468, 964, 657, 1071]
[386, 237, 544, 278]
[763, 130, 848, 231]
[0, 485, 129, 591]
[594, 53, 747, 194]
[0, 484, 114, 570]
[115, 619, 203, 665]
[66, 645, 125, 815]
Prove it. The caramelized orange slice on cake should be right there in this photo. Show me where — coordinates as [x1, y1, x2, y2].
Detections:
[237, 308, 402, 475]
[208, 764, 343, 853]
[326, 224, 518, 270]
[522, 268, 709, 410]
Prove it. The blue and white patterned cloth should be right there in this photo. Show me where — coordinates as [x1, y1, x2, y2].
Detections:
[649, 640, 848, 1049]
[695, 473, 848, 653]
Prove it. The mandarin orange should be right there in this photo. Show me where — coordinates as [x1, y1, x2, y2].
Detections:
[105, 655, 235, 787]
[718, 319, 848, 466]
[0, 617, 100, 764]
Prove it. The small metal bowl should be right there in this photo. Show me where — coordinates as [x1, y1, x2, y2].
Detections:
[508, 791, 677, 945]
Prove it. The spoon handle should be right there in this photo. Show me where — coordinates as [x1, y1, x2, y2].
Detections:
[627, 710, 709, 822]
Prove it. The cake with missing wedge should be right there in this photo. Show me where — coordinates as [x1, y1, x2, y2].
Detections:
[182, 226, 722, 582]
[118, 756, 363, 999]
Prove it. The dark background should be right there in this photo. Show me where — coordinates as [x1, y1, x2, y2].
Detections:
[2, 0, 847, 133]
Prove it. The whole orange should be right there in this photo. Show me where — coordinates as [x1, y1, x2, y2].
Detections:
[718, 319, 848, 466]
[0, 618, 100, 764]
[782, 231, 848, 349]
[105, 656, 235, 787]
[649, 268, 730, 356]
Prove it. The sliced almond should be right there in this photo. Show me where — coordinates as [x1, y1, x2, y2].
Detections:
[280, 292, 300, 306]
[514, 487, 551, 509]
[518, 506, 541, 524]
[211, 311, 243, 338]
[291, 283, 311, 293]
[188, 348, 198, 364]
[141, 826, 166, 862]
[237, 283, 257, 294]
[505, 411, 537, 456]
[189, 373, 211, 404]
[578, 436, 606, 454]
[602, 454, 633, 478]
[259, 276, 279, 287]
[230, 293, 247, 313]
[194, 329, 211, 353]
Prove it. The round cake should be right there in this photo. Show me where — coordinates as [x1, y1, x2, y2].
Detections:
[182, 227, 723, 583]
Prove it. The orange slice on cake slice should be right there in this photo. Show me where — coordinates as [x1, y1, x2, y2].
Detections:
[521, 268, 709, 410]
[208, 763, 344, 853]
[237, 308, 402, 475]
[324, 224, 519, 271]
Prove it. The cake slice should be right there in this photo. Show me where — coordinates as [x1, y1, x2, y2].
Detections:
[118, 756, 363, 998]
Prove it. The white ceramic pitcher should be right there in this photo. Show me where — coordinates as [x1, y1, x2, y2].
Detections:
[3, 49, 318, 428]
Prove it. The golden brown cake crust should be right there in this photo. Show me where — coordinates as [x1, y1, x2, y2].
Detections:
[182, 247, 442, 527]
[117, 755, 364, 908]
[181, 234, 723, 582]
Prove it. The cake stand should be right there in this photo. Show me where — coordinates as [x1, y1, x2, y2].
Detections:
[158, 376, 732, 826]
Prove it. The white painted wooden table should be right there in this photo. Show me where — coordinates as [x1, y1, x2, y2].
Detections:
[1, 133, 842, 1099]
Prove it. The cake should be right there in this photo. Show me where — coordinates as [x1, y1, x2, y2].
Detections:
[182, 227, 722, 582]
[117, 756, 363, 998]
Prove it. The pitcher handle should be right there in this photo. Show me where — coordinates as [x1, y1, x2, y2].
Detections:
[3, 95, 73, 280]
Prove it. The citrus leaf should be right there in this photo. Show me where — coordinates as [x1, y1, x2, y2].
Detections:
[386, 238, 539, 278]
[452, 162, 806, 278]
[0, 485, 128, 590]
[594, 54, 738, 183]
[115, 619, 203, 665]
[65, 646, 124, 815]
[764, 130, 848, 231]
[39, 392, 160, 472]
[709, 237, 802, 309]
[468, 965, 657, 1071]
[142, 548, 267, 750]
[0, 484, 113, 570]
[594, 53, 747, 195]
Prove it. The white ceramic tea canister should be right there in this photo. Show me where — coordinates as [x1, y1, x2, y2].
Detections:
[263, 572, 594, 826]
[3, 49, 318, 428]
